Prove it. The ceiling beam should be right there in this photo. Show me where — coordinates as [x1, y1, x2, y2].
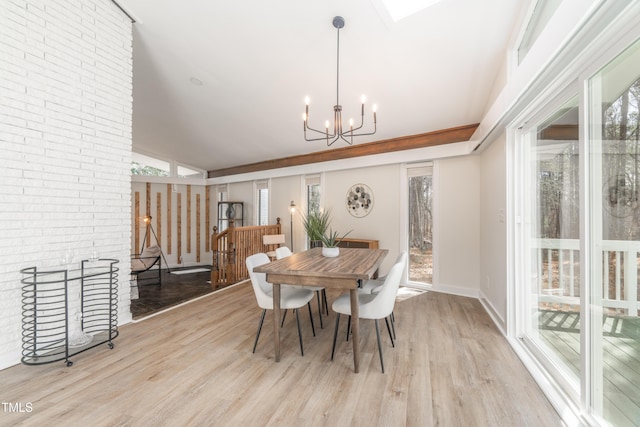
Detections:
[208, 123, 479, 178]
[539, 124, 579, 140]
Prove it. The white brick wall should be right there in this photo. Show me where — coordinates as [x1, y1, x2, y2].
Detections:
[0, 0, 133, 369]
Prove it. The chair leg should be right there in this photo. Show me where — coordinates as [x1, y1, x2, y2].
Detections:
[295, 308, 304, 356]
[322, 289, 329, 315]
[375, 319, 385, 373]
[281, 309, 287, 327]
[307, 302, 316, 336]
[390, 311, 396, 340]
[331, 313, 341, 360]
[253, 309, 266, 353]
[346, 315, 351, 342]
[385, 317, 395, 348]
[316, 291, 323, 329]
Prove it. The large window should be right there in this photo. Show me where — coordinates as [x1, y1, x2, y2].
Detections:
[407, 164, 433, 284]
[177, 164, 204, 178]
[256, 181, 269, 226]
[515, 38, 640, 426]
[217, 185, 228, 203]
[304, 175, 322, 249]
[518, 95, 581, 386]
[131, 152, 205, 178]
[517, 0, 561, 64]
[131, 152, 170, 177]
[588, 39, 640, 425]
[306, 175, 321, 217]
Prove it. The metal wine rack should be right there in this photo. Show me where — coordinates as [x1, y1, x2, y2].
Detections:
[20, 259, 119, 367]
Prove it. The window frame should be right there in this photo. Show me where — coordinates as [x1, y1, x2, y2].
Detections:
[255, 180, 270, 226]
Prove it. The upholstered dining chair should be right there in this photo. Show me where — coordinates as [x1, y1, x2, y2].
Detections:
[275, 246, 329, 329]
[330, 259, 404, 373]
[360, 251, 407, 294]
[246, 253, 316, 356]
[358, 251, 407, 340]
[263, 234, 286, 260]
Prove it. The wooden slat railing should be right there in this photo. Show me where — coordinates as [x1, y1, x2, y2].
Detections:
[533, 238, 640, 315]
[211, 218, 281, 289]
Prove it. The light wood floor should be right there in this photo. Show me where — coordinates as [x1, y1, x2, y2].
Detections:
[0, 283, 562, 426]
[540, 310, 640, 426]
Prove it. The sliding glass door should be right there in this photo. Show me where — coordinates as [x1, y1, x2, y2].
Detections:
[519, 95, 581, 385]
[516, 38, 640, 425]
[588, 39, 640, 425]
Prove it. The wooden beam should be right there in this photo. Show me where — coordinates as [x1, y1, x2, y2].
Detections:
[177, 193, 182, 264]
[145, 183, 151, 247]
[196, 194, 201, 263]
[187, 185, 191, 254]
[539, 124, 579, 140]
[208, 124, 479, 178]
[156, 192, 162, 250]
[166, 184, 172, 255]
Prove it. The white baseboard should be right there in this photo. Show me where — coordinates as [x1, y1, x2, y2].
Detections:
[478, 291, 506, 335]
[165, 261, 210, 270]
[119, 310, 133, 325]
[429, 282, 480, 299]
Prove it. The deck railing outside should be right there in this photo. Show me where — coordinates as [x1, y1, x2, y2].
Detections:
[533, 238, 640, 315]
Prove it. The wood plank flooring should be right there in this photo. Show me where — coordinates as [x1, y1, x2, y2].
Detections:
[0, 283, 562, 426]
[540, 310, 640, 426]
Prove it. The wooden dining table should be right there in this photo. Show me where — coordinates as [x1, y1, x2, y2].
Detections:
[253, 247, 388, 373]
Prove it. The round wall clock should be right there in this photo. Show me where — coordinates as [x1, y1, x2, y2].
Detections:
[346, 183, 374, 217]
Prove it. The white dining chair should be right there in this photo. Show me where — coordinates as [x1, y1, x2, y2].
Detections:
[360, 251, 407, 294]
[357, 251, 407, 340]
[330, 259, 404, 373]
[246, 253, 316, 356]
[275, 246, 329, 329]
[263, 234, 286, 260]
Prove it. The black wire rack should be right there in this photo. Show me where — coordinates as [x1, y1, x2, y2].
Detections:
[20, 259, 119, 367]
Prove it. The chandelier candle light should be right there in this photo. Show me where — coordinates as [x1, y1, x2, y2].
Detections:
[303, 16, 377, 146]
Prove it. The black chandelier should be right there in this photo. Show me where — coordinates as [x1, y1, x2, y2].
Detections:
[303, 16, 377, 146]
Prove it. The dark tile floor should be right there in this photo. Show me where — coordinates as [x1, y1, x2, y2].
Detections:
[130, 267, 215, 319]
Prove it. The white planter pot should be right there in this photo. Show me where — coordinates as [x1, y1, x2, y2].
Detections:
[322, 247, 339, 257]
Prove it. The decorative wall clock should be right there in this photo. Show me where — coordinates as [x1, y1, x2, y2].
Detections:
[346, 183, 374, 217]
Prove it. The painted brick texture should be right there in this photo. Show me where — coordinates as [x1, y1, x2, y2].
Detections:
[0, 0, 133, 369]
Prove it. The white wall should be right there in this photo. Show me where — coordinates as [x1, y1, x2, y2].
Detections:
[0, 0, 133, 369]
[324, 164, 402, 275]
[228, 181, 254, 226]
[435, 156, 481, 296]
[219, 160, 482, 289]
[479, 132, 507, 330]
[270, 175, 301, 250]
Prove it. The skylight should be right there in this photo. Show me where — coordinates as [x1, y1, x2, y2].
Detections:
[380, 0, 444, 22]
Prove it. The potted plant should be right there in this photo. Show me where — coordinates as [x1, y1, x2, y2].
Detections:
[301, 209, 331, 248]
[320, 228, 351, 257]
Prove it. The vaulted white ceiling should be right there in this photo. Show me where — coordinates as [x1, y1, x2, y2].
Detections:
[118, 0, 526, 172]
